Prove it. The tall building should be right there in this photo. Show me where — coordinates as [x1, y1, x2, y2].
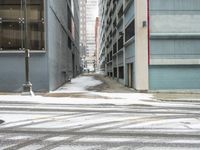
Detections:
[86, 0, 98, 71]
[79, 0, 87, 69]
[0, 0, 80, 92]
[95, 17, 100, 72]
[99, 0, 200, 91]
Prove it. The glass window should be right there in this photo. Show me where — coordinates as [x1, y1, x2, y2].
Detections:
[118, 36, 123, 51]
[0, 0, 22, 50]
[28, 22, 44, 50]
[0, 21, 22, 50]
[125, 19, 135, 42]
[110, 51, 112, 60]
[114, 67, 117, 78]
[27, 0, 44, 20]
[113, 42, 117, 54]
[0, 0, 44, 51]
[0, 0, 21, 20]
[26, 0, 44, 50]
[118, 6, 123, 19]
[119, 66, 124, 79]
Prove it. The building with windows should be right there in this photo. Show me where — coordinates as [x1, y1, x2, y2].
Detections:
[95, 17, 100, 72]
[85, 0, 98, 71]
[99, 0, 200, 91]
[79, 0, 87, 70]
[0, 0, 80, 92]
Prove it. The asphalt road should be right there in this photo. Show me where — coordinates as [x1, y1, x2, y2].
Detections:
[0, 75, 200, 150]
[0, 99, 200, 150]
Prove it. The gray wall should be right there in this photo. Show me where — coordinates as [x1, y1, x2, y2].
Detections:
[150, 0, 200, 59]
[0, 53, 49, 92]
[0, 0, 80, 92]
[149, 0, 200, 90]
[150, 65, 200, 90]
[124, 0, 135, 87]
[47, 0, 80, 91]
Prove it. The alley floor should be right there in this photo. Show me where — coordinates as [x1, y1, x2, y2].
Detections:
[0, 74, 200, 150]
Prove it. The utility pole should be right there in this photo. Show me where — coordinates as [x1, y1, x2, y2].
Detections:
[22, 0, 34, 96]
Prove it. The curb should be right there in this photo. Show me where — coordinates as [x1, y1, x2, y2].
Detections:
[158, 99, 200, 103]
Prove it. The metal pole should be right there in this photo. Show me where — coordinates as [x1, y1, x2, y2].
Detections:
[22, 0, 34, 96]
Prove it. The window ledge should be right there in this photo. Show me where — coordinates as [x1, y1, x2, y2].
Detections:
[118, 48, 124, 53]
[0, 50, 46, 54]
[151, 59, 200, 65]
[151, 33, 200, 39]
[124, 36, 135, 47]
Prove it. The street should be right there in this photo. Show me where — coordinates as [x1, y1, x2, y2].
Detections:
[0, 75, 200, 150]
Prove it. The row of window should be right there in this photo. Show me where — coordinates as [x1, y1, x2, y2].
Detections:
[125, 19, 135, 42]
[0, 0, 44, 51]
[105, 19, 134, 79]
[108, 66, 124, 79]
[106, 19, 134, 59]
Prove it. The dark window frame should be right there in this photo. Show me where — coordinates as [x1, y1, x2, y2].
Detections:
[114, 67, 117, 78]
[118, 66, 124, 79]
[118, 36, 123, 51]
[0, 0, 45, 51]
[125, 19, 135, 42]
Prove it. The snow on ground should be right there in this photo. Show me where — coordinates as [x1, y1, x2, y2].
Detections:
[0, 75, 153, 105]
[1, 76, 200, 149]
[55, 76, 102, 93]
[0, 94, 152, 106]
[0, 93, 198, 108]
[0, 114, 51, 126]
[0, 75, 199, 108]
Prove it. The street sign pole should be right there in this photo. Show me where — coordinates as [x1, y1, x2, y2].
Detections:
[22, 0, 34, 96]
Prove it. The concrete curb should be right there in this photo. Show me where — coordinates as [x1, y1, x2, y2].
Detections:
[149, 90, 200, 94]
[158, 99, 200, 103]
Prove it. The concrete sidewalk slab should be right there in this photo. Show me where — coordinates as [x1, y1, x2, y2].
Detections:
[153, 93, 200, 102]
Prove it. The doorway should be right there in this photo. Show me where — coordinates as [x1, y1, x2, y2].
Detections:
[127, 63, 133, 88]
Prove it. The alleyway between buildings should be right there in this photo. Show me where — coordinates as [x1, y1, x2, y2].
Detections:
[0, 74, 200, 149]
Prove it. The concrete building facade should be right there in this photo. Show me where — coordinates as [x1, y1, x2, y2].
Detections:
[85, 0, 98, 71]
[79, 0, 87, 69]
[95, 17, 100, 72]
[0, 0, 80, 92]
[99, 0, 200, 91]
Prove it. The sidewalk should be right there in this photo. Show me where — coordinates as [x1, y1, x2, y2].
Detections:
[1, 74, 200, 103]
[153, 93, 200, 102]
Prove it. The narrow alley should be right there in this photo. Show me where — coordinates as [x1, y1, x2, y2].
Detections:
[0, 74, 200, 150]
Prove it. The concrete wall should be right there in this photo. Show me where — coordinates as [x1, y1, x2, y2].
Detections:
[0, 52, 49, 92]
[0, 0, 49, 92]
[150, 0, 200, 59]
[124, 0, 135, 87]
[47, 0, 70, 91]
[0, 0, 80, 92]
[134, 0, 149, 91]
[149, 0, 200, 90]
[150, 65, 200, 90]
[47, 0, 80, 91]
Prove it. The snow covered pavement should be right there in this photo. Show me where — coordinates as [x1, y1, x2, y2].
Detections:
[0, 75, 200, 150]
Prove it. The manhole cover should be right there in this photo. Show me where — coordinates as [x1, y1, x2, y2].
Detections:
[0, 120, 4, 124]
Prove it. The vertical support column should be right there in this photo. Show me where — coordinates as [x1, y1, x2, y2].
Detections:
[123, 0, 127, 86]
[134, 0, 149, 91]
[22, 0, 34, 96]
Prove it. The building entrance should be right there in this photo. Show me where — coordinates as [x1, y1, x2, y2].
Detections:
[127, 63, 133, 88]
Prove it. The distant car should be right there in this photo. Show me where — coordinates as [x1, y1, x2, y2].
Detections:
[83, 68, 89, 73]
